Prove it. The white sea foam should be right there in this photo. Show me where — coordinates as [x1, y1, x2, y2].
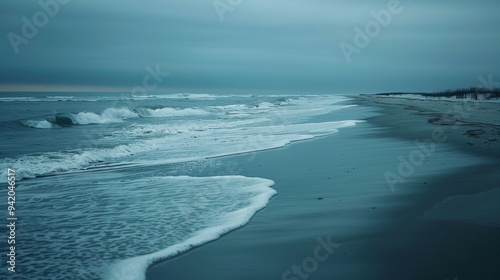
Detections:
[24, 120, 56, 129]
[130, 93, 227, 100]
[13, 175, 276, 280]
[137, 107, 209, 117]
[118, 118, 271, 138]
[47, 95, 76, 101]
[71, 108, 139, 124]
[105, 176, 276, 280]
[1, 119, 360, 181]
[257, 101, 275, 108]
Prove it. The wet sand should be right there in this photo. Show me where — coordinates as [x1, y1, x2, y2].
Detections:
[146, 95, 500, 280]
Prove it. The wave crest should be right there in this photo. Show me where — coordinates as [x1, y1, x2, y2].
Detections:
[23, 120, 56, 129]
[22, 106, 208, 128]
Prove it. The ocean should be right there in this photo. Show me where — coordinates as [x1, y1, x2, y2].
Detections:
[0, 92, 361, 280]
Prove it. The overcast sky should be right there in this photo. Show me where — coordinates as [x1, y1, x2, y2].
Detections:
[1, 0, 499, 94]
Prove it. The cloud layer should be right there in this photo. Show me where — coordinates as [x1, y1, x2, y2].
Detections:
[1, 0, 499, 93]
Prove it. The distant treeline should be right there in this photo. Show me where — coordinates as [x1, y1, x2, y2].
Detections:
[377, 87, 500, 100]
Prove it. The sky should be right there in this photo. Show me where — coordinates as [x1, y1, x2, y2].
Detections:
[1, 0, 499, 94]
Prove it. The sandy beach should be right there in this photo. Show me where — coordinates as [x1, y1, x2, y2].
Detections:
[146, 95, 500, 280]
[4, 2, 500, 279]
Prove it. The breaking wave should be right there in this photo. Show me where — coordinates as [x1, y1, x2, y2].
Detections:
[22, 107, 210, 128]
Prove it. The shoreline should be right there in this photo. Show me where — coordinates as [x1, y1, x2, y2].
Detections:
[146, 95, 500, 280]
[355, 94, 500, 159]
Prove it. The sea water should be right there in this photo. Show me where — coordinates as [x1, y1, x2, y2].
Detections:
[0, 92, 360, 280]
